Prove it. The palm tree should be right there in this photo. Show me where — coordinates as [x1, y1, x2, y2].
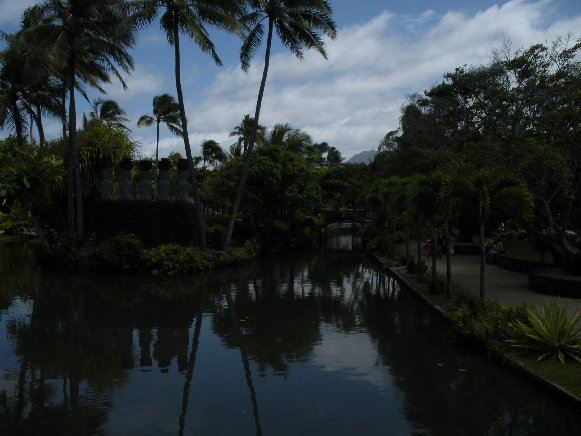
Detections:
[91, 98, 129, 125]
[229, 113, 265, 153]
[137, 93, 182, 184]
[0, 32, 30, 148]
[201, 139, 227, 169]
[468, 169, 533, 307]
[222, 0, 337, 250]
[26, 0, 135, 241]
[127, 0, 243, 250]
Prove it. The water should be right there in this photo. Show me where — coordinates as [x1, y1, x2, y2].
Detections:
[1, 233, 580, 435]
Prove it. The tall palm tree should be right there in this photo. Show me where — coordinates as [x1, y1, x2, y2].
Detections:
[0, 32, 29, 148]
[223, 0, 336, 250]
[91, 98, 129, 124]
[26, 0, 135, 241]
[229, 113, 265, 153]
[201, 139, 227, 169]
[127, 0, 244, 250]
[468, 169, 533, 308]
[137, 93, 182, 184]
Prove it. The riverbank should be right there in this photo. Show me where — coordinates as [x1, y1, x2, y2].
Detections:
[373, 251, 581, 408]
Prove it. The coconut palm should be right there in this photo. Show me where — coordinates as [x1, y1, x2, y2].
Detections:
[137, 93, 182, 184]
[127, 0, 244, 250]
[229, 113, 265, 153]
[26, 0, 135, 241]
[0, 32, 30, 148]
[201, 139, 227, 169]
[223, 0, 337, 250]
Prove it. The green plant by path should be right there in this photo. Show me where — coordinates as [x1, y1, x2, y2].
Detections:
[508, 300, 581, 364]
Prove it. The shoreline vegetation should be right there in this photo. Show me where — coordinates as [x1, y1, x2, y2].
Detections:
[378, 254, 581, 407]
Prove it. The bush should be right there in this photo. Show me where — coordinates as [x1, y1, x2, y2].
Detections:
[95, 234, 143, 272]
[0, 205, 30, 235]
[51, 232, 81, 267]
[148, 243, 211, 276]
[228, 239, 260, 263]
[451, 299, 529, 355]
[507, 299, 581, 364]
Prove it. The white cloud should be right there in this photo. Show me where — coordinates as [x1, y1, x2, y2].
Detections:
[0, 0, 41, 26]
[103, 65, 166, 102]
[183, 0, 581, 159]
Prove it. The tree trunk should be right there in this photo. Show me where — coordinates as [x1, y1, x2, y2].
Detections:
[479, 218, 486, 308]
[223, 18, 274, 251]
[68, 56, 83, 241]
[155, 119, 160, 187]
[173, 20, 207, 250]
[445, 225, 451, 299]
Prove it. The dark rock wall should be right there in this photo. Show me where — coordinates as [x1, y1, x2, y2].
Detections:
[95, 200, 198, 246]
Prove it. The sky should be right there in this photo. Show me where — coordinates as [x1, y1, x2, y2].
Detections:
[1, 0, 580, 160]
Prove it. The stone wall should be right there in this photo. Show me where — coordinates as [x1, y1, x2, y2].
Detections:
[95, 158, 198, 245]
[95, 200, 197, 245]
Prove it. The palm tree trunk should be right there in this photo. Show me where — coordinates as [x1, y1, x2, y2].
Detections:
[155, 120, 160, 187]
[445, 226, 451, 299]
[35, 105, 45, 146]
[68, 56, 83, 241]
[173, 20, 207, 250]
[223, 18, 274, 251]
[479, 218, 486, 308]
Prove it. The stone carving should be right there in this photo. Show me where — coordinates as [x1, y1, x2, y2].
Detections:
[158, 158, 171, 201]
[120, 158, 133, 200]
[100, 166, 114, 200]
[138, 160, 153, 200]
[176, 159, 192, 202]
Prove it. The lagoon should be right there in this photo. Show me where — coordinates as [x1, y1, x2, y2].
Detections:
[1, 232, 580, 435]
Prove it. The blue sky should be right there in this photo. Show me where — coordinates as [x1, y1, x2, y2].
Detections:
[1, 0, 580, 159]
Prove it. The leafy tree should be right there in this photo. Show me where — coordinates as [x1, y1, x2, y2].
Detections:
[127, 0, 244, 250]
[223, 0, 337, 250]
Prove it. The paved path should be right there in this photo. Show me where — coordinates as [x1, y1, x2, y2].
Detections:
[396, 244, 581, 317]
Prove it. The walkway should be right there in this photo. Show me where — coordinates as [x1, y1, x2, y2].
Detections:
[395, 244, 581, 318]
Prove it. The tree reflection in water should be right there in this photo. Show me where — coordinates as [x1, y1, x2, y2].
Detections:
[1, 236, 581, 435]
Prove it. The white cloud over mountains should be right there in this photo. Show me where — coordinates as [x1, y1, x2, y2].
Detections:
[159, 0, 580, 160]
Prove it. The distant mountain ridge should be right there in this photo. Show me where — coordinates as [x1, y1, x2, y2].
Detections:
[347, 150, 377, 164]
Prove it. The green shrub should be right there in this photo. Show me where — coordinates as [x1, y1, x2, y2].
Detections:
[507, 300, 581, 364]
[52, 232, 81, 267]
[228, 239, 260, 263]
[95, 234, 143, 271]
[148, 243, 211, 276]
[0, 205, 30, 235]
[451, 299, 529, 355]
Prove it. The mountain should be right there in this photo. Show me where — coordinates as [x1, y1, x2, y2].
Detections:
[347, 150, 377, 164]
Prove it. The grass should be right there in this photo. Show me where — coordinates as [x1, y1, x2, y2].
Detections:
[502, 239, 556, 264]
[510, 353, 581, 398]
[0, 234, 23, 244]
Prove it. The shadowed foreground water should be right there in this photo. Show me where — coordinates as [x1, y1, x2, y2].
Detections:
[1, 233, 580, 435]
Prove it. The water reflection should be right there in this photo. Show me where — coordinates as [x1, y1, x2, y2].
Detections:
[0, 235, 580, 435]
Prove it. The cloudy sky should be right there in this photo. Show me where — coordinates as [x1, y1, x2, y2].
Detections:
[1, 0, 580, 160]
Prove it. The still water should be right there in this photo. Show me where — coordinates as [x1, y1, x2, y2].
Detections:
[1, 232, 580, 435]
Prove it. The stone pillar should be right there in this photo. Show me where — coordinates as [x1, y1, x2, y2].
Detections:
[157, 158, 172, 201]
[100, 165, 114, 200]
[120, 158, 133, 200]
[176, 158, 191, 202]
[138, 160, 153, 200]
